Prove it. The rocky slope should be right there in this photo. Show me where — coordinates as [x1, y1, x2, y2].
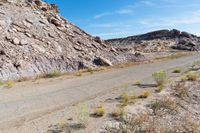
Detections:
[0, 0, 143, 80]
[106, 29, 200, 52]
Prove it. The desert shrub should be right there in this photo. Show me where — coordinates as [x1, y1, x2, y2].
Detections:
[121, 92, 130, 106]
[172, 68, 182, 73]
[76, 104, 90, 127]
[138, 90, 150, 98]
[111, 107, 125, 119]
[76, 72, 83, 76]
[155, 84, 164, 93]
[0, 80, 3, 86]
[134, 80, 141, 86]
[130, 92, 137, 101]
[87, 68, 94, 74]
[93, 106, 105, 117]
[45, 70, 62, 78]
[150, 98, 177, 115]
[186, 71, 199, 81]
[192, 59, 200, 67]
[152, 70, 167, 86]
[96, 66, 108, 71]
[6, 80, 14, 88]
[180, 75, 188, 82]
[17, 77, 31, 82]
[106, 113, 149, 133]
[173, 82, 188, 99]
[57, 121, 70, 131]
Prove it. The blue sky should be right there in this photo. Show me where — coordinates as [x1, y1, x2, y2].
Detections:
[46, 0, 200, 39]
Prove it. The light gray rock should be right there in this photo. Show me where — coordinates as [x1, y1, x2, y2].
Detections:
[20, 39, 28, 45]
[12, 38, 20, 45]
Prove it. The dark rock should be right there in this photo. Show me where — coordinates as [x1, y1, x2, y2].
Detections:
[93, 57, 113, 66]
[35, 0, 42, 6]
[49, 18, 62, 27]
[94, 36, 103, 44]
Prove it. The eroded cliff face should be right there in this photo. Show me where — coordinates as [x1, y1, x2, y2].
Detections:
[107, 29, 200, 52]
[0, 0, 144, 80]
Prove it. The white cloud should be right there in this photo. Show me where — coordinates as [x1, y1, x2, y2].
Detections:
[94, 12, 112, 19]
[116, 9, 133, 14]
[91, 23, 132, 28]
[139, 10, 200, 27]
[141, 1, 156, 6]
[95, 31, 134, 39]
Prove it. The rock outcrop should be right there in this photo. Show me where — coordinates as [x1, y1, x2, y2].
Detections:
[0, 0, 143, 80]
[106, 29, 200, 52]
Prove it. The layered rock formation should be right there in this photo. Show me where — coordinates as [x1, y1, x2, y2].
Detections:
[107, 29, 200, 52]
[0, 0, 144, 80]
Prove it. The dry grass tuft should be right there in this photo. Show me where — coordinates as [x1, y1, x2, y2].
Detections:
[150, 98, 177, 115]
[172, 67, 182, 73]
[93, 106, 105, 117]
[44, 70, 62, 78]
[152, 70, 167, 86]
[138, 90, 150, 98]
[155, 84, 164, 93]
[134, 80, 141, 86]
[185, 71, 199, 81]
[6, 80, 14, 88]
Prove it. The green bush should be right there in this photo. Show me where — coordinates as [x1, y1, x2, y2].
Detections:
[152, 70, 167, 86]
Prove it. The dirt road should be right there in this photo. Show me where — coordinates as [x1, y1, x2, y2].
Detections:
[0, 54, 199, 131]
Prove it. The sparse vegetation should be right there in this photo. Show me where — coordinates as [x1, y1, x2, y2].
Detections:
[120, 92, 130, 106]
[6, 80, 14, 88]
[172, 67, 182, 73]
[150, 98, 177, 115]
[155, 84, 164, 93]
[134, 80, 141, 85]
[76, 72, 83, 76]
[180, 75, 188, 82]
[58, 120, 69, 131]
[0, 80, 3, 86]
[45, 70, 62, 78]
[76, 104, 90, 127]
[192, 59, 200, 67]
[86, 68, 94, 74]
[111, 107, 125, 119]
[173, 82, 188, 99]
[93, 106, 105, 117]
[138, 90, 150, 98]
[17, 77, 31, 82]
[106, 113, 150, 133]
[152, 70, 167, 86]
[185, 71, 199, 81]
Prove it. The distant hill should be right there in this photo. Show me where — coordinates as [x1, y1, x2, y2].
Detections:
[106, 29, 200, 52]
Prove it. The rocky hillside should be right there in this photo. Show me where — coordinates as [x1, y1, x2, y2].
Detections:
[0, 0, 143, 80]
[106, 29, 200, 52]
